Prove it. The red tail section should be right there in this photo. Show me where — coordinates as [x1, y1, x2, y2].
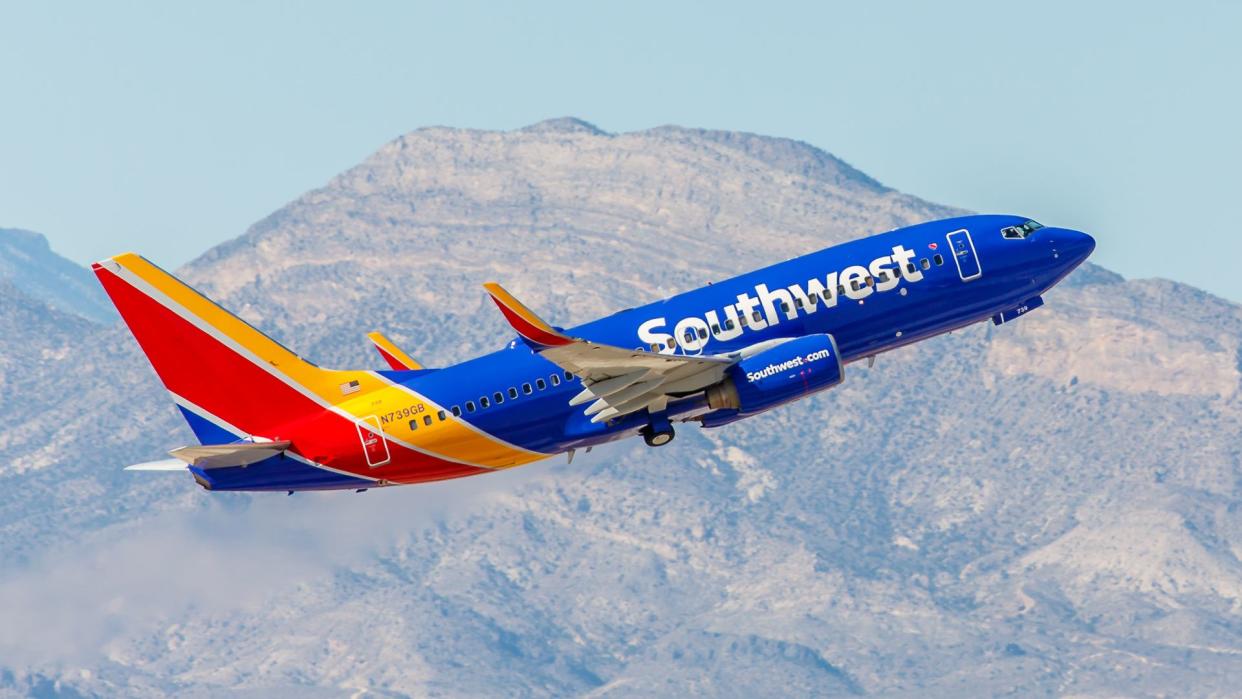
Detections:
[93, 254, 335, 439]
[92, 253, 502, 488]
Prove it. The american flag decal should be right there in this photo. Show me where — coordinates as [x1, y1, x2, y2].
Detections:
[929, 242, 938, 250]
[340, 380, 361, 395]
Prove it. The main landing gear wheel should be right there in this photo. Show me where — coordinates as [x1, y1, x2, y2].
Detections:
[642, 424, 675, 447]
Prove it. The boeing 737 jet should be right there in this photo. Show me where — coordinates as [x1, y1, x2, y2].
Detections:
[95, 215, 1095, 492]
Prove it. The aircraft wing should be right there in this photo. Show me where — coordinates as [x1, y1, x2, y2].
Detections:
[484, 283, 733, 423]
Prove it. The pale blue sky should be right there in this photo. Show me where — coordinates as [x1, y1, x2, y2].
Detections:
[2, 1, 1239, 300]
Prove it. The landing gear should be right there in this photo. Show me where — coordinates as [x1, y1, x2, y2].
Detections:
[642, 423, 675, 447]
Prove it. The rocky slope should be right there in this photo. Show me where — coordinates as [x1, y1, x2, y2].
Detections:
[1, 119, 1239, 698]
[0, 228, 113, 323]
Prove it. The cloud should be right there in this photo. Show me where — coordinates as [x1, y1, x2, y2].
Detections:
[0, 464, 555, 671]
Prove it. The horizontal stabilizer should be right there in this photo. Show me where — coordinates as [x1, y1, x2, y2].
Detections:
[125, 459, 188, 472]
[168, 440, 292, 469]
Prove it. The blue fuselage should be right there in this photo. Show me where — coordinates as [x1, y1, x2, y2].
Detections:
[389, 214, 1095, 455]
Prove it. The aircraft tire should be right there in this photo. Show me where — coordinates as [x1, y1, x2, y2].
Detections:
[642, 424, 675, 447]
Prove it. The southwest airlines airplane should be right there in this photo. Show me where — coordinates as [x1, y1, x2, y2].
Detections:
[94, 215, 1094, 493]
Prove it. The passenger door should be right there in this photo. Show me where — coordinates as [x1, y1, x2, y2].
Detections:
[947, 229, 982, 281]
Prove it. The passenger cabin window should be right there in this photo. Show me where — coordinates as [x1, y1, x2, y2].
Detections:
[509, 387, 518, 399]
[934, 254, 944, 266]
[551, 374, 560, 386]
[423, 414, 433, 426]
[536, 378, 546, 390]
[465, 401, 476, 413]
[523, 383, 533, 395]
[437, 410, 446, 421]
[494, 391, 504, 404]
[452, 405, 461, 417]
[480, 396, 490, 409]
[752, 311, 762, 322]
[920, 258, 931, 270]
[697, 327, 707, 339]
[409, 419, 418, 431]
[564, 371, 574, 381]
[906, 263, 917, 274]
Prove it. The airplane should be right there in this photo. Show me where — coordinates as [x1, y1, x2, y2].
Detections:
[93, 214, 1095, 493]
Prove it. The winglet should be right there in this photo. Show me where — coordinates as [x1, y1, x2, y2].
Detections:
[367, 331, 424, 370]
[483, 283, 574, 348]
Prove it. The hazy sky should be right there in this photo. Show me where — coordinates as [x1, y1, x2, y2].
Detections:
[2, 1, 1239, 300]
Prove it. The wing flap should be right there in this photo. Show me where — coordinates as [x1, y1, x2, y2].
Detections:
[569, 369, 654, 406]
[484, 282, 735, 422]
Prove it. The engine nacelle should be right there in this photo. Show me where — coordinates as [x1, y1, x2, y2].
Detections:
[705, 334, 844, 418]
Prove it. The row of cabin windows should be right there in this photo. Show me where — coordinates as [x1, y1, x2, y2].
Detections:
[660, 254, 948, 347]
[409, 370, 576, 430]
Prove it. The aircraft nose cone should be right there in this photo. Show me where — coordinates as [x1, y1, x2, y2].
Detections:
[1063, 228, 1096, 265]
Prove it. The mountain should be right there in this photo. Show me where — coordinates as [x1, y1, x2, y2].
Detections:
[0, 228, 114, 323]
[1, 119, 1240, 698]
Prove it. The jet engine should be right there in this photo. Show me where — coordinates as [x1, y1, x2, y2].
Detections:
[704, 334, 844, 421]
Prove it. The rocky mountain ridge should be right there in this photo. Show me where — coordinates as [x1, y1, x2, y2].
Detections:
[0, 119, 1239, 697]
[0, 228, 113, 323]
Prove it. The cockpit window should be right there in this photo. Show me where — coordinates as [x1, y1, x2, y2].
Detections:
[1001, 220, 1043, 240]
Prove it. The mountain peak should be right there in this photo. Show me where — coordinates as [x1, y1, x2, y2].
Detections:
[0, 227, 53, 253]
[644, 125, 887, 191]
[519, 117, 610, 136]
[0, 227, 114, 323]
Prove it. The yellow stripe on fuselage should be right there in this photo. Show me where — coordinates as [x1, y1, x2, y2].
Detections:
[336, 382, 547, 469]
[114, 253, 548, 469]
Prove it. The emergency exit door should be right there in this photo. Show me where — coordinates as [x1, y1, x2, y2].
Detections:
[356, 415, 391, 467]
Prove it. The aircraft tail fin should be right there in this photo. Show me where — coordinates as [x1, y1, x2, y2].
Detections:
[92, 253, 364, 443]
